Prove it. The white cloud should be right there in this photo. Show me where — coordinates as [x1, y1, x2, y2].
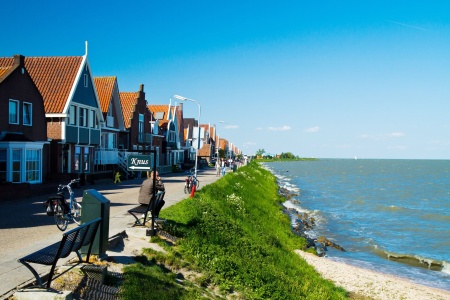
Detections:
[359, 132, 405, 140]
[256, 127, 263, 130]
[268, 125, 291, 131]
[305, 126, 320, 133]
[224, 125, 239, 129]
[387, 132, 405, 138]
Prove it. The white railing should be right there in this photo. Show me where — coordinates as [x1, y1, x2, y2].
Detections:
[95, 148, 119, 165]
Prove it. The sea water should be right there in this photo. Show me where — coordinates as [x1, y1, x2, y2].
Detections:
[265, 159, 450, 291]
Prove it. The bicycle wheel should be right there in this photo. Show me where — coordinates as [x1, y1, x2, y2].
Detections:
[184, 185, 189, 194]
[54, 202, 68, 231]
[72, 201, 82, 225]
[196, 180, 200, 188]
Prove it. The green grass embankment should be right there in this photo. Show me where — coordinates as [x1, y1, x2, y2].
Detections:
[119, 162, 348, 299]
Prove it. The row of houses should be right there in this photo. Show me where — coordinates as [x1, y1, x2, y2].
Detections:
[0, 46, 241, 186]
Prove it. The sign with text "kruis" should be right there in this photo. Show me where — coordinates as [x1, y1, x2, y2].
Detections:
[127, 155, 152, 171]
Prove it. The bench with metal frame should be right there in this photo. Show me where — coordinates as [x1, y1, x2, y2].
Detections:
[127, 191, 165, 226]
[18, 218, 102, 289]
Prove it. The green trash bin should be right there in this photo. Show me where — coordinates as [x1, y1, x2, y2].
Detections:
[81, 189, 110, 258]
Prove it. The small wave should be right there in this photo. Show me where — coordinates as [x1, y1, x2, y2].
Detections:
[374, 204, 409, 213]
[420, 213, 450, 222]
[371, 247, 445, 271]
[442, 261, 450, 275]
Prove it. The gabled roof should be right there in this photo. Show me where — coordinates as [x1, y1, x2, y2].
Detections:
[120, 92, 139, 128]
[0, 56, 84, 113]
[94, 76, 116, 113]
[148, 105, 169, 120]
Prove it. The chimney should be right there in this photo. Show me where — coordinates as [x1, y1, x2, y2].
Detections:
[140, 84, 144, 92]
[13, 54, 25, 67]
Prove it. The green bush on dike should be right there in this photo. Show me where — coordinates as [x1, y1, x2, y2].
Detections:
[120, 161, 348, 300]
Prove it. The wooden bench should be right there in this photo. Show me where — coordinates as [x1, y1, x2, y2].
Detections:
[128, 191, 165, 226]
[18, 218, 102, 289]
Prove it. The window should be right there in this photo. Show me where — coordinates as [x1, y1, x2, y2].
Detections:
[79, 107, 87, 127]
[75, 146, 90, 173]
[75, 146, 81, 171]
[23, 102, 32, 126]
[84, 74, 88, 87]
[139, 114, 144, 133]
[12, 149, 21, 183]
[89, 110, 95, 128]
[26, 149, 40, 182]
[154, 112, 164, 120]
[9, 100, 19, 124]
[0, 150, 6, 183]
[69, 105, 77, 125]
[84, 147, 90, 172]
[107, 102, 113, 117]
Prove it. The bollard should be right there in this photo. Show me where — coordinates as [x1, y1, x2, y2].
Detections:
[190, 184, 196, 198]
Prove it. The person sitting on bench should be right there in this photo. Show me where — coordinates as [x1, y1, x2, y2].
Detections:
[138, 170, 165, 211]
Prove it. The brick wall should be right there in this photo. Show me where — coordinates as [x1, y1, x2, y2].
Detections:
[47, 121, 62, 139]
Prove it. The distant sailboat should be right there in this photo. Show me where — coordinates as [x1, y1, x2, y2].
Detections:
[354, 156, 358, 160]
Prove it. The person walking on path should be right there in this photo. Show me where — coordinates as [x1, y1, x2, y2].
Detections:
[215, 160, 221, 177]
[114, 171, 121, 184]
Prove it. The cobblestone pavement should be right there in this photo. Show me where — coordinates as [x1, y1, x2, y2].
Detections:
[0, 167, 221, 299]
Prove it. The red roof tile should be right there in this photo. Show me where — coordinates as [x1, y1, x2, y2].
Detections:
[148, 105, 169, 120]
[0, 66, 11, 79]
[94, 76, 116, 113]
[120, 92, 139, 129]
[0, 56, 84, 113]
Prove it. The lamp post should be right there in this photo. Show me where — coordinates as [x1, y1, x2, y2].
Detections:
[174, 95, 201, 181]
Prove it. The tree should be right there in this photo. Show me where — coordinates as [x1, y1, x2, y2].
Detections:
[280, 152, 295, 159]
[255, 149, 265, 157]
[218, 149, 226, 159]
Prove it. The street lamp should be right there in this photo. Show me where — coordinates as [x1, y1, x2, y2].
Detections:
[174, 95, 201, 181]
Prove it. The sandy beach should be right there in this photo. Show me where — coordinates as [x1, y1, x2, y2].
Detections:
[295, 250, 450, 300]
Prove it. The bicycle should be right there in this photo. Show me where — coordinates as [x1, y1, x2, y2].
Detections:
[184, 173, 200, 194]
[45, 179, 82, 231]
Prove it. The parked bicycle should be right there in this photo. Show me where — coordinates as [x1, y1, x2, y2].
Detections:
[184, 173, 200, 194]
[44, 179, 82, 231]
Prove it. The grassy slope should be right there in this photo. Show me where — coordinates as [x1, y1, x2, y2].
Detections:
[120, 162, 348, 299]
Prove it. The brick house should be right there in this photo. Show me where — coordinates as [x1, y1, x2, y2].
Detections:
[120, 84, 167, 172]
[1, 48, 103, 181]
[0, 54, 48, 184]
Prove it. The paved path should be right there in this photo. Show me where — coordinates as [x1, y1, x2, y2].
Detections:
[0, 168, 221, 299]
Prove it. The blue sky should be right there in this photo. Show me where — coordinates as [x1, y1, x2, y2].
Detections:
[3, 1, 450, 159]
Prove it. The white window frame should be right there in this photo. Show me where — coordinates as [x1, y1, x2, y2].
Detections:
[89, 110, 95, 128]
[26, 149, 41, 182]
[69, 105, 77, 125]
[23, 102, 32, 126]
[9, 99, 19, 125]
